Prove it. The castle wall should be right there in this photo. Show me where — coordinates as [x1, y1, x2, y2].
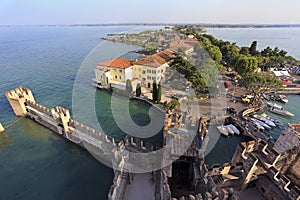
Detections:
[0, 123, 5, 133]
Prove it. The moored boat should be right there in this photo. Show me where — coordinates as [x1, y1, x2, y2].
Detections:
[278, 95, 288, 103]
[259, 117, 276, 127]
[224, 125, 235, 135]
[256, 119, 272, 129]
[217, 126, 229, 136]
[228, 124, 240, 135]
[269, 107, 294, 117]
[261, 113, 282, 126]
[265, 102, 283, 110]
[262, 94, 270, 100]
[251, 120, 265, 131]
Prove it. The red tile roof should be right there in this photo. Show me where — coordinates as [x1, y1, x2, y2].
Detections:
[134, 50, 175, 67]
[98, 58, 134, 69]
[168, 38, 198, 53]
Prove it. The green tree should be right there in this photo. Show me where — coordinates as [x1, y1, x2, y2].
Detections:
[235, 55, 258, 75]
[249, 41, 259, 56]
[207, 45, 222, 64]
[279, 49, 287, 57]
[220, 44, 240, 66]
[152, 80, 158, 102]
[157, 82, 162, 103]
[261, 46, 272, 57]
[240, 47, 250, 56]
[126, 79, 133, 93]
[136, 83, 141, 97]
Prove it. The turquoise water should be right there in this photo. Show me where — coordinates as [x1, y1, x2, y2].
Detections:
[0, 26, 299, 199]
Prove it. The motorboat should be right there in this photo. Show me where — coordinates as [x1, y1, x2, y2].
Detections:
[259, 117, 277, 127]
[224, 125, 235, 135]
[256, 119, 272, 129]
[251, 120, 265, 131]
[278, 95, 288, 103]
[262, 94, 270, 100]
[227, 124, 240, 135]
[265, 102, 283, 110]
[269, 107, 294, 117]
[217, 126, 229, 136]
[260, 113, 282, 126]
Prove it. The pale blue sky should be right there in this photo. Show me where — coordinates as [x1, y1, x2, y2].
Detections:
[0, 0, 299, 25]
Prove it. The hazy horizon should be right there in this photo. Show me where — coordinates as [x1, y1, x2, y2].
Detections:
[1, 0, 299, 26]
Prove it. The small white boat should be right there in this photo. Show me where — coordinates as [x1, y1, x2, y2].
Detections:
[259, 117, 276, 127]
[279, 95, 288, 103]
[252, 121, 265, 131]
[260, 113, 282, 126]
[269, 107, 295, 117]
[262, 94, 270, 100]
[265, 102, 283, 110]
[256, 120, 272, 129]
[224, 125, 235, 135]
[217, 126, 229, 136]
[228, 124, 240, 135]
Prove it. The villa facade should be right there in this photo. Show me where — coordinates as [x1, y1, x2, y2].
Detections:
[94, 50, 175, 90]
[95, 58, 134, 90]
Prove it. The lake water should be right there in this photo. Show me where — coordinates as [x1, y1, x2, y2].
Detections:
[0, 26, 299, 199]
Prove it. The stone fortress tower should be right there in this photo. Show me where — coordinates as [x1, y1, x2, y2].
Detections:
[5, 86, 35, 116]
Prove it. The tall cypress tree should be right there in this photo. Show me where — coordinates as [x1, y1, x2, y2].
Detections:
[249, 41, 258, 56]
[157, 82, 162, 103]
[126, 79, 133, 93]
[136, 83, 141, 97]
[152, 80, 157, 102]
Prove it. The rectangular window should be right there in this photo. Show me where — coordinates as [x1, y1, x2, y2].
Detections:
[143, 78, 146, 81]
[119, 69, 123, 73]
[152, 70, 156, 74]
[147, 69, 151, 73]
[119, 76, 122, 80]
[152, 77, 156, 81]
[147, 76, 151, 80]
[142, 70, 146, 74]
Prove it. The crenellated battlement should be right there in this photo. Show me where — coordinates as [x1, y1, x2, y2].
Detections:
[233, 140, 280, 167]
[5, 86, 35, 116]
[205, 162, 244, 177]
[267, 167, 300, 199]
[124, 135, 153, 152]
[26, 100, 53, 116]
[5, 86, 35, 101]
